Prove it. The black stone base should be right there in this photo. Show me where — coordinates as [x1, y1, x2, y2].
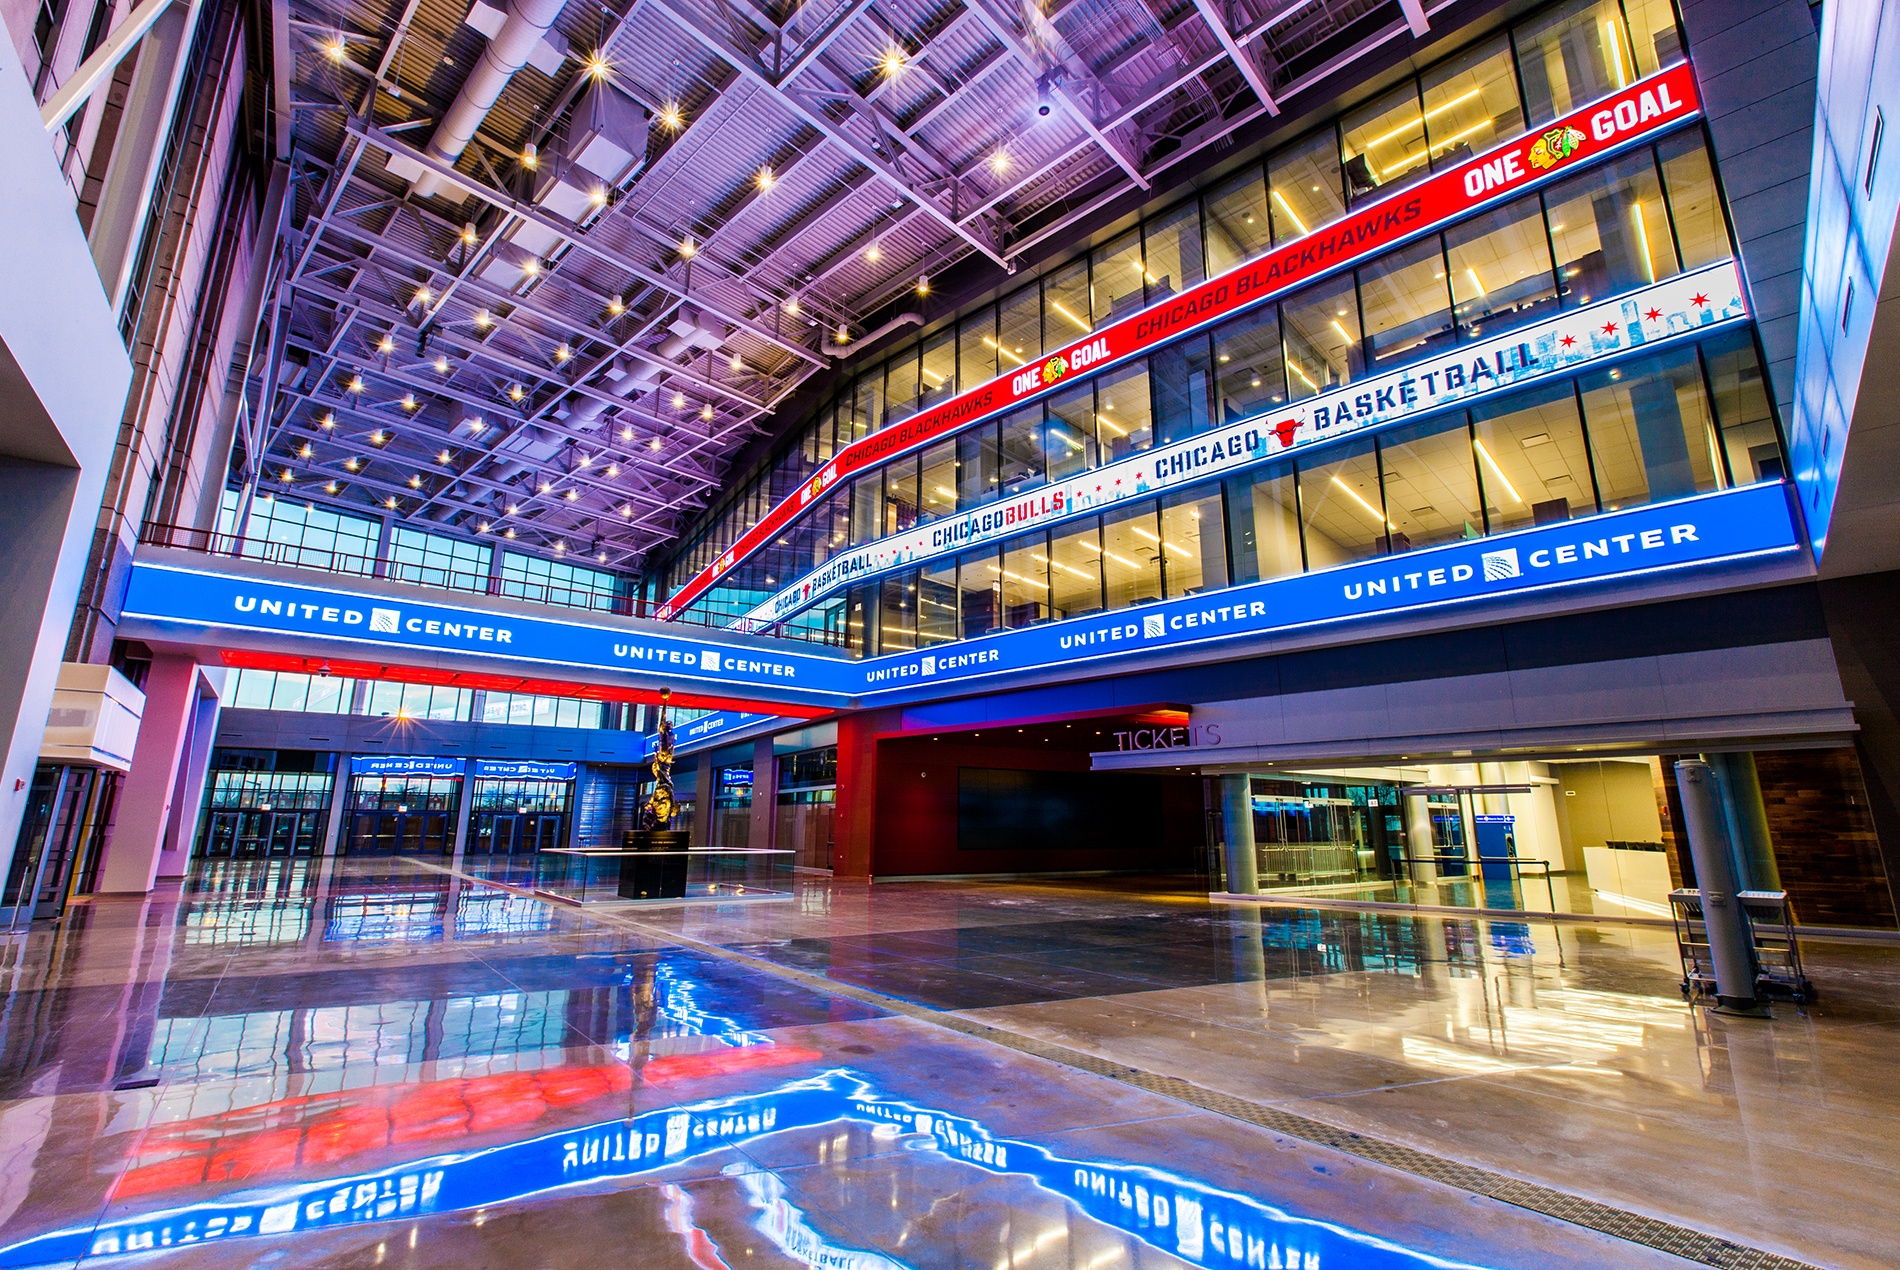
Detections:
[616, 829, 691, 899]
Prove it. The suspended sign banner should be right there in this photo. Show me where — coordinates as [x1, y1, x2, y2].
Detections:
[738, 260, 1747, 631]
[660, 62, 1703, 619]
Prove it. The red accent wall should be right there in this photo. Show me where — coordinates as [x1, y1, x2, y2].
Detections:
[871, 735, 1204, 876]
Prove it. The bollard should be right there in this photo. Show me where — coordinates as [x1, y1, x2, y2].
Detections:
[1674, 760, 1769, 1017]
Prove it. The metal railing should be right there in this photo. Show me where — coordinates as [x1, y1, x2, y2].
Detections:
[136, 522, 845, 646]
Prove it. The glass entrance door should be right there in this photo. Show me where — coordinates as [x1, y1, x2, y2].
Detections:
[346, 811, 453, 856]
[200, 811, 323, 857]
[470, 811, 564, 858]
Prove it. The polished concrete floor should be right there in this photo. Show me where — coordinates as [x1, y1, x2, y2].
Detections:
[0, 858, 1890, 1268]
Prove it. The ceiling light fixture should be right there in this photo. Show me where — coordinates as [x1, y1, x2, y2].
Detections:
[916, 273, 929, 295]
[504, 527, 516, 538]
[700, 403, 714, 420]
[659, 102, 682, 130]
[729, 352, 743, 371]
[475, 309, 492, 328]
[408, 474, 422, 488]
[385, 496, 399, 509]
[521, 142, 539, 169]
[672, 392, 686, 409]
[377, 333, 394, 353]
[619, 425, 634, 440]
[607, 293, 625, 315]
[347, 375, 363, 392]
[584, 51, 610, 79]
[990, 150, 1011, 175]
[320, 412, 335, 429]
[865, 241, 882, 263]
[434, 356, 449, 373]
[461, 222, 478, 245]
[879, 47, 905, 77]
[437, 449, 451, 464]
[757, 166, 775, 191]
[509, 383, 525, 401]
[679, 236, 697, 259]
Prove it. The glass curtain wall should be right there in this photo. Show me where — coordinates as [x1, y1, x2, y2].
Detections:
[688, 120, 1732, 629]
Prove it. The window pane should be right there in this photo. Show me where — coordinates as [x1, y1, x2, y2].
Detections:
[1298, 438, 1386, 567]
[885, 349, 922, 425]
[1515, 0, 1632, 126]
[1225, 466, 1303, 583]
[1446, 194, 1559, 342]
[1341, 80, 1429, 202]
[1205, 164, 1271, 275]
[1095, 361, 1154, 461]
[1423, 34, 1524, 169]
[1658, 133, 1731, 271]
[920, 326, 957, 403]
[1580, 347, 1721, 510]
[1102, 502, 1163, 607]
[1045, 258, 1094, 339]
[1546, 149, 1676, 307]
[850, 477, 880, 545]
[1358, 234, 1455, 371]
[1093, 228, 1148, 322]
[998, 404, 1045, 495]
[852, 372, 880, 441]
[1143, 201, 1206, 297]
[233, 669, 276, 710]
[1214, 307, 1288, 423]
[1701, 331, 1784, 485]
[917, 559, 958, 644]
[958, 424, 1001, 508]
[960, 305, 998, 387]
[1161, 487, 1226, 595]
[1050, 518, 1104, 617]
[1281, 272, 1363, 401]
[1268, 129, 1346, 243]
[1045, 380, 1097, 479]
[959, 547, 1001, 637]
[1153, 334, 1213, 444]
[1000, 531, 1050, 627]
[879, 573, 916, 651]
[919, 439, 957, 524]
[845, 583, 875, 656]
[884, 455, 920, 535]
[1472, 381, 1597, 531]
[998, 284, 1039, 370]
[1623, 0, 1684, 74]
[1378, 415, 1484, 552]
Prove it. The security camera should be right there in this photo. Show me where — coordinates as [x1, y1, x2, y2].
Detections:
[1036, 74, 1056, 117]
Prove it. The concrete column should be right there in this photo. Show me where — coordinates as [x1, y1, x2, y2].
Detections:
[1675, 759, 1768, 1015]
[1217, 774, 1258, 894]
[833, 710, 897, 880]
[449, 772, 475, 869]
[1705, 752, 1780, 892]
[96, 656, 206, 893]
[691, 752, 714, 848]
[155, 676, 222, 878]
[321, 754, 352, 856]
[748, 735, 777, 852]
[0, 23, 136, 902]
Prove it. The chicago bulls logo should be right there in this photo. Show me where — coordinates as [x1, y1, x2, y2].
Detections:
[1271, 418, 1299, 447]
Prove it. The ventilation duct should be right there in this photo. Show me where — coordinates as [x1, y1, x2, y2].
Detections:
[562, 357, 661, 431]
[407, 0, 571, 201]
[823, 311, 923, 357]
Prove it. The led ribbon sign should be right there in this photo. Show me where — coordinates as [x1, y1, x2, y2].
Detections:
[738, 261, 1748, 631]
[854, 482, 1801, 698]
[116, 563, 857, 708]
[660, 61, 1703, 620]
[9, 1070, 1486, 1270]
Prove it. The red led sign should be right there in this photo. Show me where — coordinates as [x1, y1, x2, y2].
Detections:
[659, 63, 1702, 620]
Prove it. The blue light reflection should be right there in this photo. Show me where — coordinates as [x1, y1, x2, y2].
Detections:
[10, 1071, 1491, 1269]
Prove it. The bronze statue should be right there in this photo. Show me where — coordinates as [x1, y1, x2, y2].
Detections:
[640, 688, 676, 831]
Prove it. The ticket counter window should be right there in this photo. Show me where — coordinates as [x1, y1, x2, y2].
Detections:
[345, 776, 460, 856]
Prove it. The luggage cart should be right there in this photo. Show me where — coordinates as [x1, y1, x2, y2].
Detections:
[1669, 888, 1816, 1003]
[1738, 890, 1816, 1002]
[1668, 889, 1718, 1000]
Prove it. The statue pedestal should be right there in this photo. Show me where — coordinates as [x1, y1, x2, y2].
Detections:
[616, 829, 690, 899]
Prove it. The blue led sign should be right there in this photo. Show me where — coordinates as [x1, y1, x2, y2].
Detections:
[855, 482, 1801, 700]
[349, 755, 465, 777]
[471, 760, 577, 781]
[123, 484, 1799, 710]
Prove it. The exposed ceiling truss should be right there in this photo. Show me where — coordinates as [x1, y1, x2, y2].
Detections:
[241, 0, 1452, 575]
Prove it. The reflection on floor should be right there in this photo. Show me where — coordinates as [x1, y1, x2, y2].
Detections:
[0, 857, 1889, 1268]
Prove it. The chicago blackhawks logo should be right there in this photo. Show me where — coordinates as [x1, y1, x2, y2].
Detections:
[1041, 355, 1068, 385]
[1527, 126, 1585, 170]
